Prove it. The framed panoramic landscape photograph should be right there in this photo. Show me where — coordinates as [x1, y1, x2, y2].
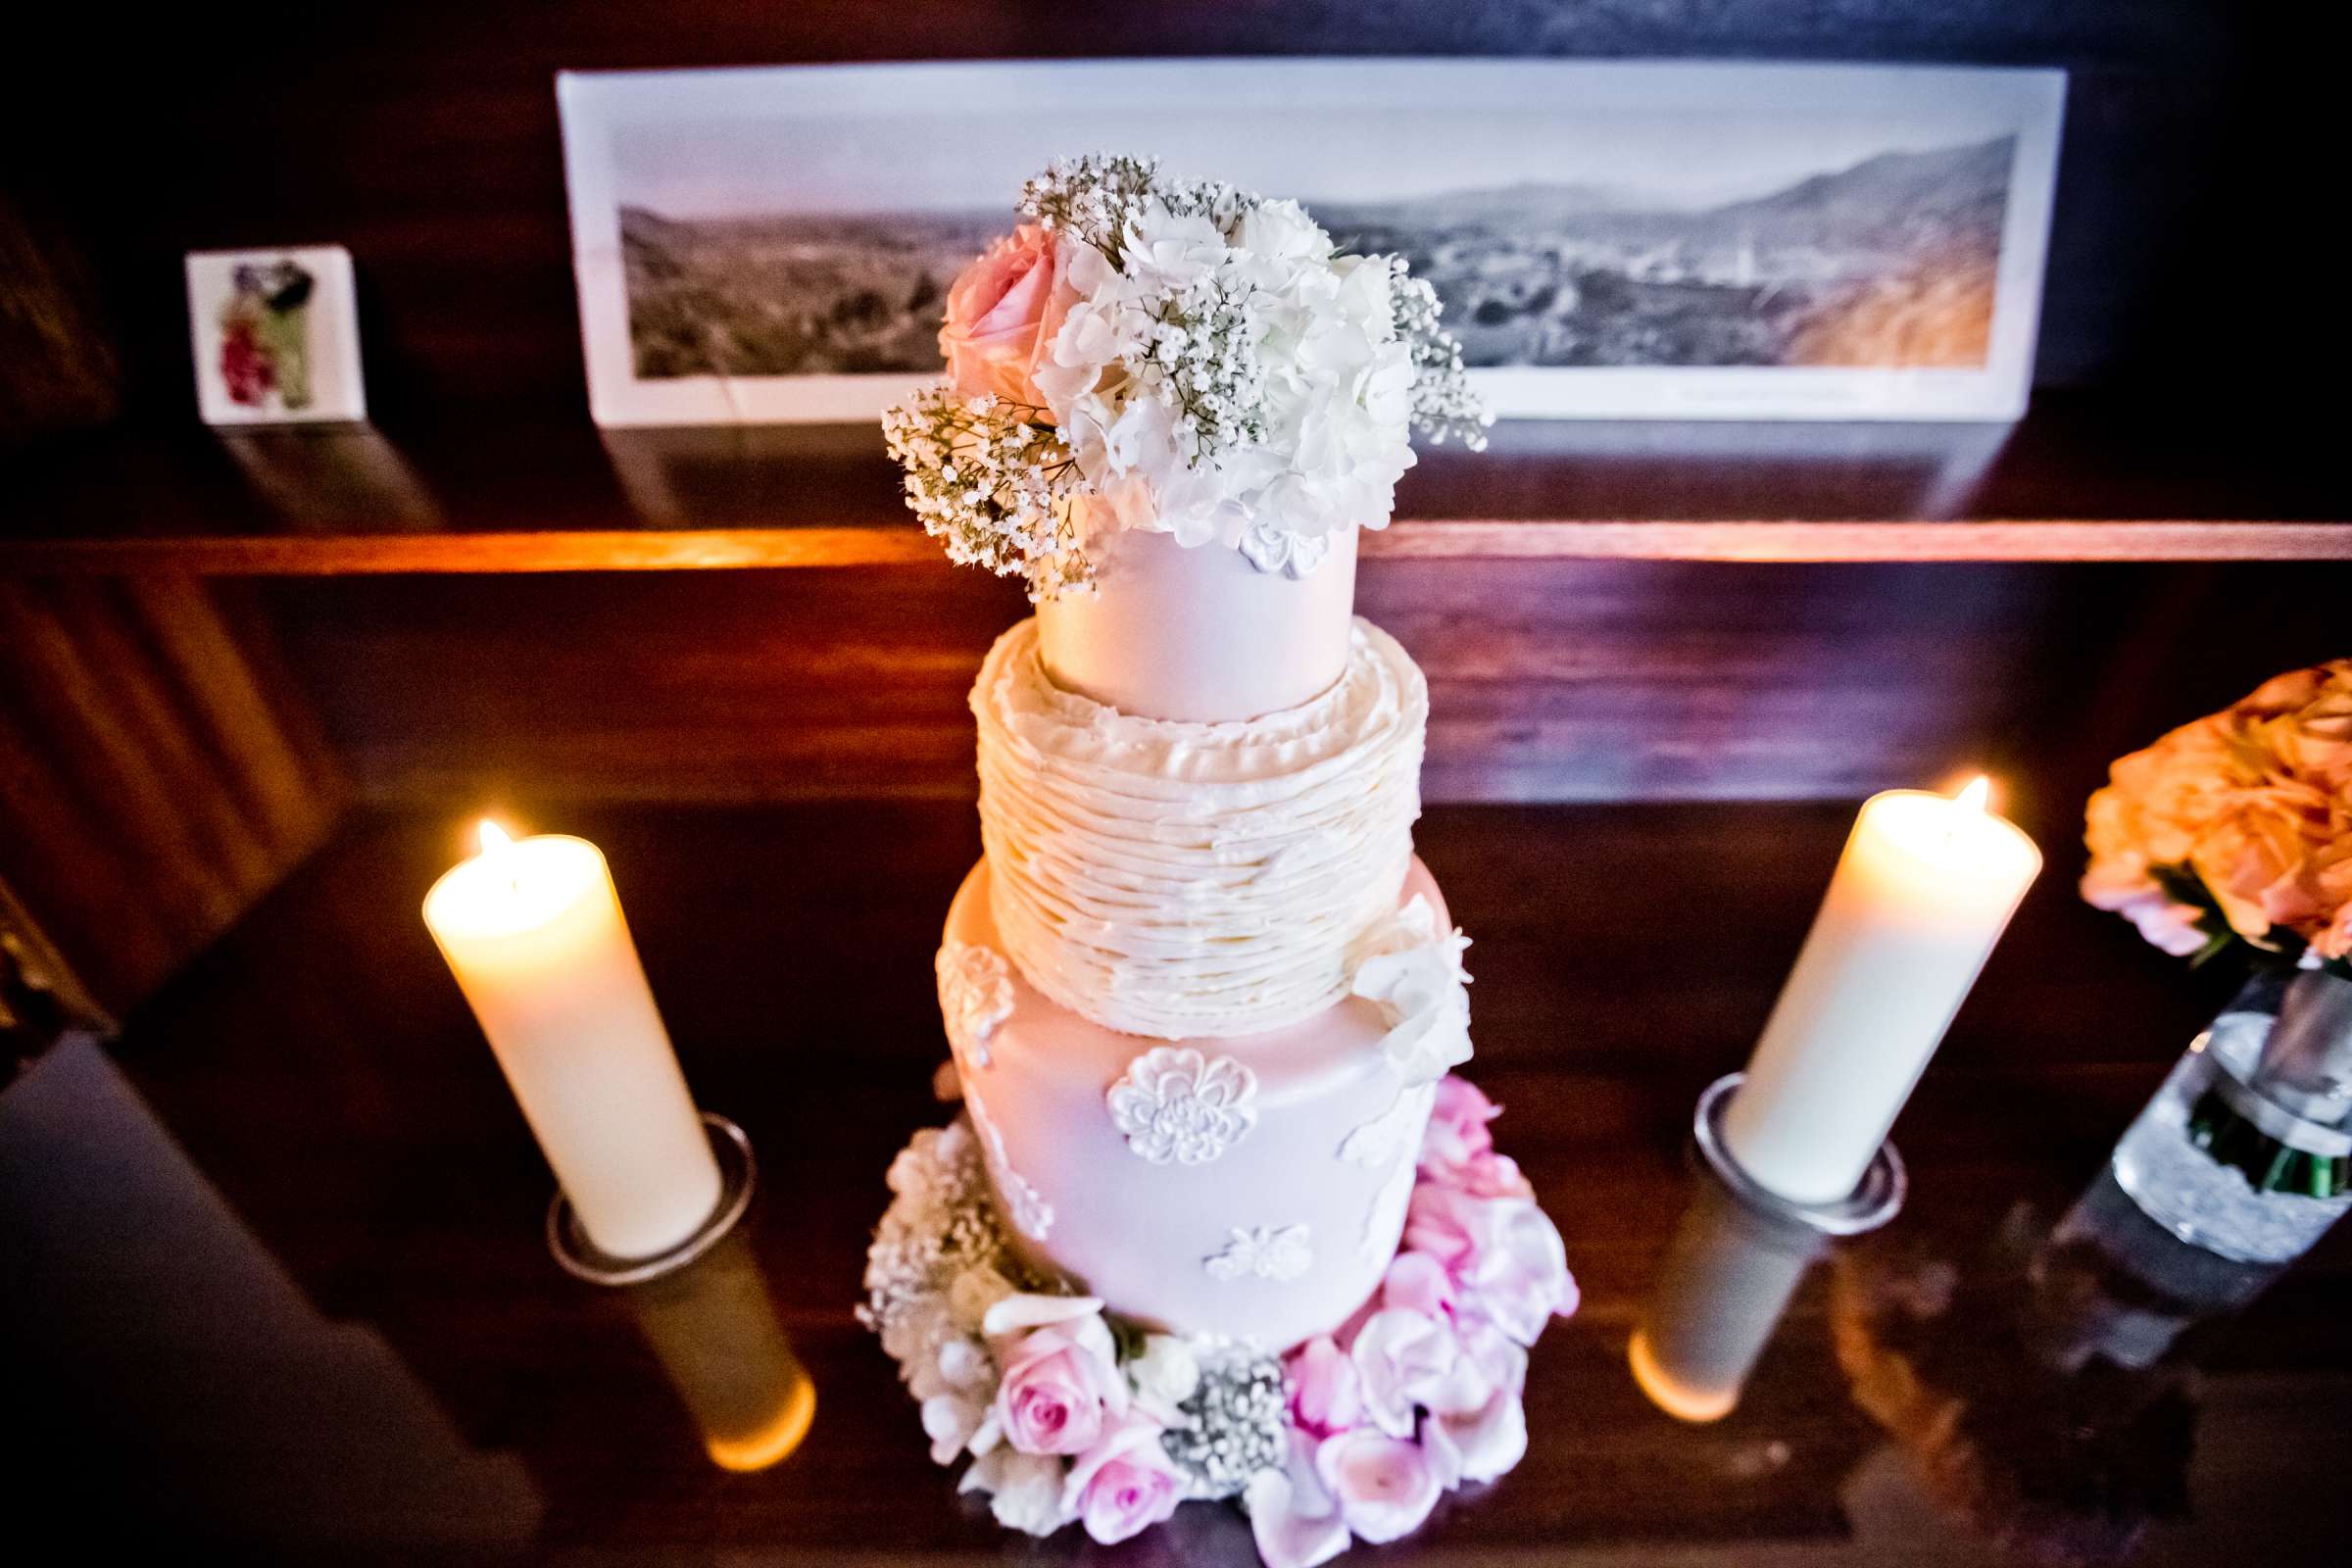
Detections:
[558, 59, 2065, 426]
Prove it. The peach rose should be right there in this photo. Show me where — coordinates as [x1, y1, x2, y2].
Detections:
[938, 223, 1076, 411]
[2082, 662, 2352, 961]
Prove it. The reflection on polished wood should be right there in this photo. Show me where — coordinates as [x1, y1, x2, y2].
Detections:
[1633, 1172, 1830, 1423]
[4, 802, 2339, 1561]
[623, 1233, 815, 1474]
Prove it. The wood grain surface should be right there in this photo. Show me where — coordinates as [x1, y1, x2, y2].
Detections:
[16, 801, 2340, 1563]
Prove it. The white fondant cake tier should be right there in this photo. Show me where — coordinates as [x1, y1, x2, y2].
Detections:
[1036, 524, 1359, 723]
[973, 614, 1426, 1041]
[942, 856, 1448, 1350]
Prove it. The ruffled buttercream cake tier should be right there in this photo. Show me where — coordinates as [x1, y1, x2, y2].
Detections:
[972, 614, 1428, 1041]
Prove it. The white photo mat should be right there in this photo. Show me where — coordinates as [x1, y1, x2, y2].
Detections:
[185, 244, 368, 424]
[558, 59, 2064, 426]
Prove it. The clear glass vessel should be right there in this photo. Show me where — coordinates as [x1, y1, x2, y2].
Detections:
[2111, 968, 2352, 1264]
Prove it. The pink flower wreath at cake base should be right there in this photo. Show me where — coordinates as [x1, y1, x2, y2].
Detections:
[859, 1076, 1577, 1565]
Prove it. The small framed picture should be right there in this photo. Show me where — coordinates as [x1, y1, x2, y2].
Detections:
[557, 60, 2064, 426]
[185, 245, 368, 424]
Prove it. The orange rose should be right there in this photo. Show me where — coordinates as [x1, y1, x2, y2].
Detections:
[938, 223, 1076, 412]
[2082, 662, 2352, 960]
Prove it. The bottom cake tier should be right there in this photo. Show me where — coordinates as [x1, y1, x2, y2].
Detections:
[939, 857, 1452, 1350]
[858, 1073, 1578, 1563]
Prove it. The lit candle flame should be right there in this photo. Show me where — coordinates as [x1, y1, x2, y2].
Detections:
[1954, 775, 1991, 814]
[478, 819, 514, 857]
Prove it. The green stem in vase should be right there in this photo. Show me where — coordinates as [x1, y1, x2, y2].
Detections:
[2185, 1088, 2350, 1200]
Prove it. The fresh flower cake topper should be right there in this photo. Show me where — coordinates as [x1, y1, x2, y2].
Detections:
[2082, 661, 2352, 974]
[883, 154, 1490, 598]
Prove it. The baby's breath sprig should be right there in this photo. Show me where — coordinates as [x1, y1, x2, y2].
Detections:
[1021, 152, 1258, 266]
[880, 387, 1093, 598]
[1019, 153, 1164, 265]
[1136, 272, 1266, 466]
[1385, 259, 1492, 450]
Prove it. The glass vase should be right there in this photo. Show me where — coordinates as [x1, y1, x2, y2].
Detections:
[2110, 967, 2352, 1264]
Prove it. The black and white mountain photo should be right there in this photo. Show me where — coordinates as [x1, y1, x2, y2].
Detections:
[562, 60, 2062, 420]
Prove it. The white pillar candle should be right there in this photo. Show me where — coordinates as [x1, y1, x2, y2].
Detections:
[1723, 778, 2041, 1205]
[424, 822, 720, 1258]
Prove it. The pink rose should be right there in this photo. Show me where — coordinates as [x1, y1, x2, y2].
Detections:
[1062, 1411, 1182, 1545]
[1382, 1250, 1459, 1321]
[1405, 1184, 1578, 1348]
[938, 222, 1076, 411]
[1315, 1428, 1445, 1544]
[1246, 1429, 1350, 1568]
[1448, 1148, 1536, 1200]
[1285, 1334, 1363, 1439]
[989, 1298, 1127, 1456]
[1419, 1076, 1500, 1182]
[1348, 1308, 1484, 1437]
[1431, 1315, 1530, 1485]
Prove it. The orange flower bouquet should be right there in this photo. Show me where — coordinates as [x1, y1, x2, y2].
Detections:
[2082, 662, 2352, 976]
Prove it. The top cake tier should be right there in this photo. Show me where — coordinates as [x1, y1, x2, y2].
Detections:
[1035, 522, 1361, 723]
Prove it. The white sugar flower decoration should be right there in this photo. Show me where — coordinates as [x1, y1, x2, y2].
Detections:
[936, 940, 1015, 1067]
[1204, 1223, 1314, 1283]
[1127, 1334, 1202, 1425]
[1106, 1047, 1259, 1164]
[1350, 896, 1474, 1085]
[1338, 1081, 1439, 1168]
[1238, 516, 1334, 579]
[964, 1082, 1054, 1242]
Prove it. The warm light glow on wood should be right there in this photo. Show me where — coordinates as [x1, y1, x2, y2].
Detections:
[1628, 1329, 1737, 1423]
[704, 1376, 817, 1473]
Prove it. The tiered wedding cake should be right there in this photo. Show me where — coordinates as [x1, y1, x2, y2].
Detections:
[862, 158, 1574, 1565]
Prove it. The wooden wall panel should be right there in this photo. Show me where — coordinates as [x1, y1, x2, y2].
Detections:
[0, 576, 348, 1015]
[7, 3, 2291, 426]
[256, 560, 2352, 819]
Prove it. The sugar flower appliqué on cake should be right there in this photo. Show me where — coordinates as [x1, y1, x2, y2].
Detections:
[1107, 1047, 1259, 1165]
[1238, 517, 1335, 580]
[1349, 896, 1473, 1086]
[1205, 1223, 1315, 1283]
[1338, 1082, 1440, 1169]
[964, 1080, 1055, 1242]
[937, 940, 1016, 1067]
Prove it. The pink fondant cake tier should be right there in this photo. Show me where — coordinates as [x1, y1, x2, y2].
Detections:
[943, 856, 1449, 1350]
